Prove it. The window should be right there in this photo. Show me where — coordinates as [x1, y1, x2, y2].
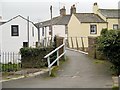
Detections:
[113, 24, 118, 30]
[90, 25, 97, 34]
[11, 25, 19, 36]
[32, 27, 34, 37]
[23, 42, 28, 47]
[42, 27, 44, 36]
[49, 26, 52, 35]
[65, 25, 68, 34]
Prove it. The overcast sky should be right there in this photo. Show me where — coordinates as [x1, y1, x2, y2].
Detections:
[0, 0, 120, 22]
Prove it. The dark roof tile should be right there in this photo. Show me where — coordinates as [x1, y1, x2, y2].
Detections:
[75, 13, 106, 23]
[98, 9, 120, 18]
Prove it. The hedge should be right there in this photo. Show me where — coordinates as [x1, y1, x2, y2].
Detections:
[20, 47, 55, 68]
[97, 29, 120, 75]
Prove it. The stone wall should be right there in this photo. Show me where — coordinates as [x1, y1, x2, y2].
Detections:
[88, 36, 106, 60]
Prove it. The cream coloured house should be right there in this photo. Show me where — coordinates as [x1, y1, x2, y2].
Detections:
[93, 3, 119, 30]
[67, 3, 119, 49]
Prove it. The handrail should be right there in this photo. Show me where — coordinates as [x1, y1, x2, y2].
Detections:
[44, 39, 66, 76]
[44, 44, 64, 58]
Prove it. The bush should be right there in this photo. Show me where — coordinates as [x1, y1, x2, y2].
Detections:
[20, 47, 54, 68]
[97, 29, 120, 75]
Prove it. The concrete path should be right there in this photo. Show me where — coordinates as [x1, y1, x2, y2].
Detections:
[2, 50, 113, 88]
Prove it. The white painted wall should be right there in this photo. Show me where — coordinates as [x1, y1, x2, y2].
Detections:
[39, 25, 66, 46]
[1, 16, 38, 53]
[53, 25, 67, 37]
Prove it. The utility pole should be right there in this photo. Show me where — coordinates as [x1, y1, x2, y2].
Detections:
[27, 16, 29, 47]
[50, 5, 53, 42]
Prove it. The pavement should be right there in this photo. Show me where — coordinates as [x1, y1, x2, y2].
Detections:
[2, 50, 113, 88]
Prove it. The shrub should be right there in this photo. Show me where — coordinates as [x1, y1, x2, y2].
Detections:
[97, 29, 120, 75]
[1, 63, 21, 72]
[20, 47, 54, 68]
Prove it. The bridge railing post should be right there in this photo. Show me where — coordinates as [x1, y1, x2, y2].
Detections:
[57, 50, 59, 66]
[64, 38, 66, 60]
[47, 56, 51, 76]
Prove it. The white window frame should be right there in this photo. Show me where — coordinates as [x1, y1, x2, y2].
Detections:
[90, 25, 97, 34]
[113, 24, 118, 30]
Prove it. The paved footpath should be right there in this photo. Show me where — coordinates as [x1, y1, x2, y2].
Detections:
[2, 50, 113, 88]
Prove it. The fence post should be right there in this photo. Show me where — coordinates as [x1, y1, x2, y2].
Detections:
[57, 50, 59, 66]
[71, 37, 74, 49]
[76, 37, 79, 50]
[81, 37, 85, 51]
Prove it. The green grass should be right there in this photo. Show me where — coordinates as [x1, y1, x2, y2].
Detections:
[94, 60, 106, 64]
[112, 86, 119, 90]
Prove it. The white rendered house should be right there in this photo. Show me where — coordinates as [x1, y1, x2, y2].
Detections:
[0, 15, 38, 63]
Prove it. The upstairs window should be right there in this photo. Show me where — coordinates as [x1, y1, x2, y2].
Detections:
[113, 24, 118, 30]
[32, 27, 34, 37]
[42, 27, 44, 36]
[11, 25, 19, 36]
[90, 25, 97, 34]
[65, 25, 68, 34]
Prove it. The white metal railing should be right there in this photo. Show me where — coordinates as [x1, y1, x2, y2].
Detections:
[44, 40, 66, 76]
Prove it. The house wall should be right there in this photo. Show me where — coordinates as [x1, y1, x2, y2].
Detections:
[107, 18, 118, 30]
[53, 25, 66, 37]
[94, 5, 119, 30]
[1, 16, 38, 53]
[68, 14, 107, 48]
[39, 25, 66, 46]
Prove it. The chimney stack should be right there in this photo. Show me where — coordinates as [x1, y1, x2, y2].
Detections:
[70, 4, 76, 15]
[60, 6, 66, 16]
[93, 2, 98, 14]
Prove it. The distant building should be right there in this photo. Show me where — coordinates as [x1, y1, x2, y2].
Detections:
[35, 6, 72, 46]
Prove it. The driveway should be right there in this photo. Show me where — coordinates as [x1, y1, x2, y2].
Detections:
[2, 50, 113, 88]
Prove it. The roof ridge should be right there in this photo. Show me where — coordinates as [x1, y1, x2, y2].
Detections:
[76, 13, 94, 14]
[99, 9, 120, 10]
[1, 15, 37, 27]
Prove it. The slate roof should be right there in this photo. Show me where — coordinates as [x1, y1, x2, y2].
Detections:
[35, 15, 71, 28]
[0, 15, 37, 27]
[98, 9, 120, 18]
[75, 13, 106, 23]
[0, 22, 6, 25]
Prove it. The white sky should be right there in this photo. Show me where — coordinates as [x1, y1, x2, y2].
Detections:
[1, 0, 120, 22]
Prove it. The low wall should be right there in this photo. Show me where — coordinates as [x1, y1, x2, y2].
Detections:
[88, 36, 106, 60]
